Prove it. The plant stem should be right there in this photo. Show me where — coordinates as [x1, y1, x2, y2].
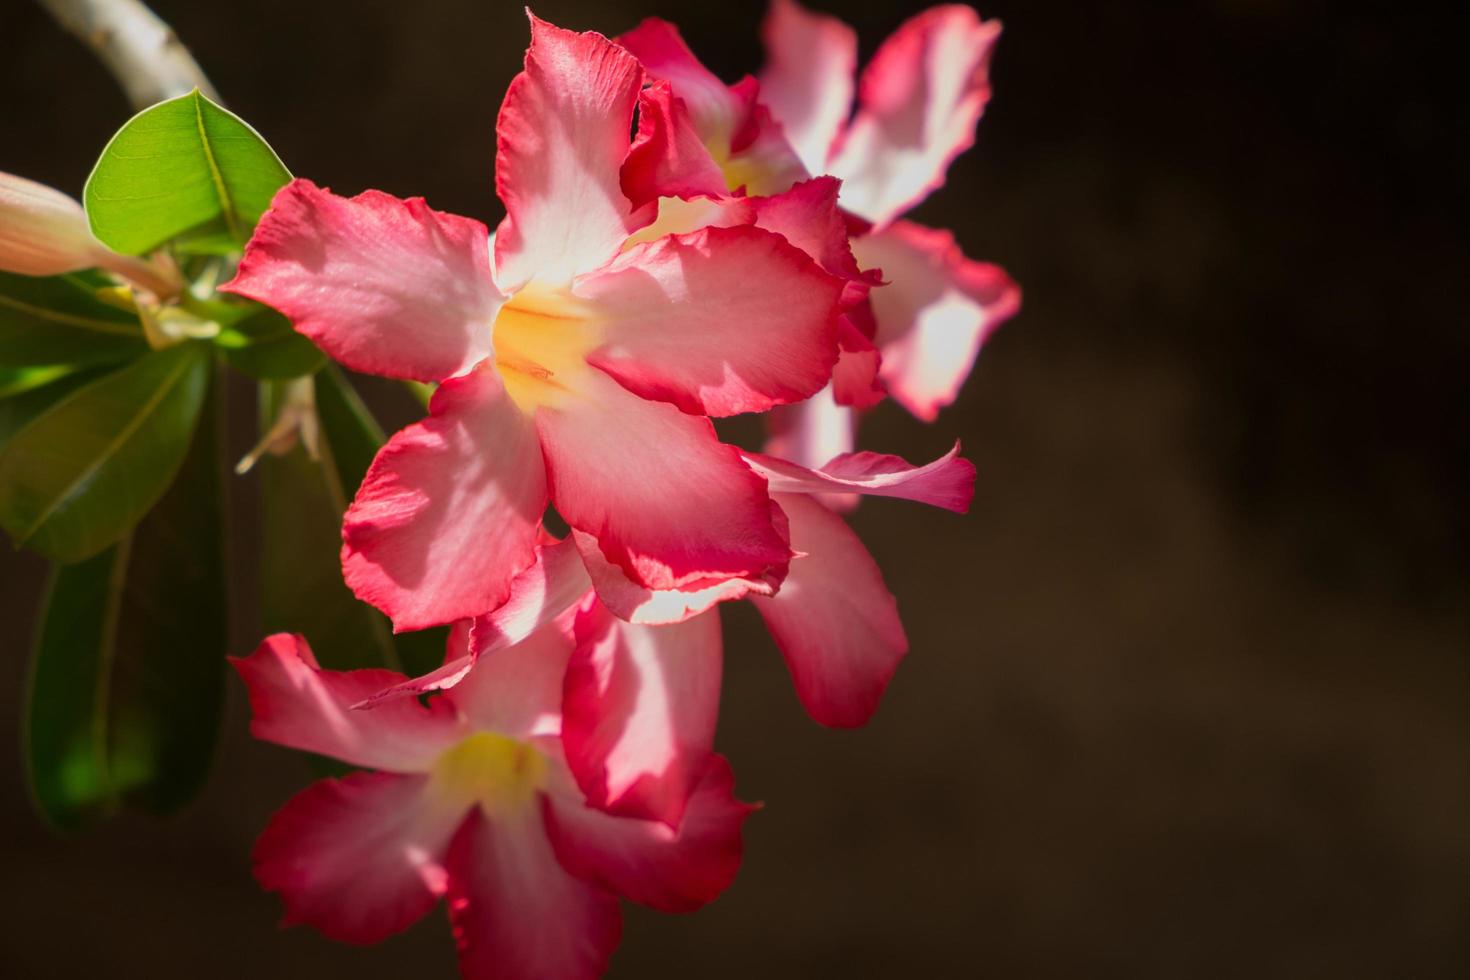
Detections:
[35, 0, 220, 110]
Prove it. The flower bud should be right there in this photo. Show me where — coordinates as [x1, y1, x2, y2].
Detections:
[0, 170, 181, 298]
[0, 170, 99, 276]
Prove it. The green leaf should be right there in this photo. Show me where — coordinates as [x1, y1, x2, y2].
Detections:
[106, 374, 227, 813]
[0, 342, 209, 562]
[257, 367, 444, 675]
[216, 306, 325, 379]
[0, 366, 113, 452]
[25, 378, 227, 828]
[84, 90, 290, 256]
[25, 543, 128, 828]
[0, 270, 147, 369]
[314, 364, 386, 490]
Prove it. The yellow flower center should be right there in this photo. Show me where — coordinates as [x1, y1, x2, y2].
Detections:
[492, 283, 599, 413]
[428, 731, 547, 815]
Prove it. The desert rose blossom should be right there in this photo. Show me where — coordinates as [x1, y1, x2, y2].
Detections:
[235, 629, 751, 980]
[361, 444, 975, 830]
[614, 19, 890, 415]
[0, 170, 180, 298]
[222, 13, 844, 634]
[611, 5, 1019, 470]
[567, 444, 977, 764]
[350, 541, 729, 829]
[556, 445, 975, 826]
[759, 0, 1021, 466]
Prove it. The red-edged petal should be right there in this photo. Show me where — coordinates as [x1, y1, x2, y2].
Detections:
[343, 363, 547, 631]
[758, 0, 858, 173]
[222, 179, 499, 382]
[765, 387, 857, 473]
[465, 534, 591, 650]
[358, 535, 588, 707]
[446, 618, 576, 739]
[538, 367, 791, 591]
[232, 634, 462, 772]
[617, 19, 744, 148]
[579, 224, 841, 417]
[854, 220, 1020, 420]
[723, 78, 812, 197]
[751, 494, 908, 727]
[749, 176, 868, 283]
[253, 771, 463, 944]
[622, 80, 730, 208]
[543, 755, 752, 914]
[832, 314, 886, 409]
[828, 6, 1003, 225]
[571, 529, 777, 626]
[493, 14, 645, 290]
[445, 807, 622, 980]
[742, 442, 975, 513]
[562, 600, 723, 826]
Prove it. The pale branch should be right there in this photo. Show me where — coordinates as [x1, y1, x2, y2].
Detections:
[36, 0, 220, 110]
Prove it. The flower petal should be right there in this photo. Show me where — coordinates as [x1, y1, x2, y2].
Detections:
[232, 634, 463, 772]
[765, 386, 857, 473]
[562, 600, 723, 826]
[343, 363, 547, 631]
[579, 224, 842, 417]
[572, 529, 778, 626]
[742, 442, 975, 513]
[465, 534, 591, 648]
[493, 14, 645, 290]
[222, 179, 499, 382]
[537, 367, 791, 591]
[854, 220, 1019, 420]
[622, 80, 730, 208]
[616, 19, 744, 148]
[723, 78, 812, 197]
[828, 7, 1003, 226]
[445, 807, 622, 980]
[749, 176, 868, 284]
[831, 313, 886, 409]
[543, 754, 752, 914]
[447, 617, 576, 739]
[757, 0, 858, 174]
[253, 771, 463, 944]
[751, 494, 908, 727]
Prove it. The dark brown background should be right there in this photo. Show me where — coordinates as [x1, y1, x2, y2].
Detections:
[2, 1, 1467, 976]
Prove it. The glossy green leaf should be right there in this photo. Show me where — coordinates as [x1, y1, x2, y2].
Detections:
[106, 375, 227, 813]
[216, 306, 325, 379]
[0, 270, 147, 368]
[314, 364, 386, 490]
[25, 543, 128, 828]
[257, 367, 445, 675]
[25, 379, 227, 828]
[0, 342, 209, 562]
[84, 90, 290, 255]
[258, 374, 395, 672]
[0, 364, 84, 400]
[0, 366, 113, 452]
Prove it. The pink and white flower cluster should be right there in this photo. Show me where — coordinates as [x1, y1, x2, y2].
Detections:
[229, 3, 1018, 977]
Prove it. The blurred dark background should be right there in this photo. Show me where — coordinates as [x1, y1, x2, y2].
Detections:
[2, 0, 1467, 976]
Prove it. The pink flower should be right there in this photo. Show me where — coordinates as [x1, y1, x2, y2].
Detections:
[570, 446, 976, 740]
[760, 0, 1021, 453]
[357, 444, 975, 828]
[234, 630, 752, 980]
[222, 13, 845, 632]
[615, 4, 1021, 466]
[557, 446, 976, 824]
